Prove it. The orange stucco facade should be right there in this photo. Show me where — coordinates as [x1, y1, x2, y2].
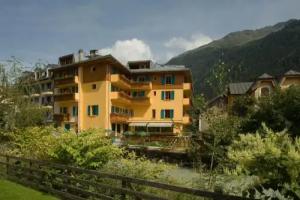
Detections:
[51, 54, 192, 135]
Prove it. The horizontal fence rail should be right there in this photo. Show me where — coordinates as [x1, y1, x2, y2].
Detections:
[0, 154, 253, 200]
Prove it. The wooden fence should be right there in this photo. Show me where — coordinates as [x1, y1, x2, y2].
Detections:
[0, 154, 252, 200]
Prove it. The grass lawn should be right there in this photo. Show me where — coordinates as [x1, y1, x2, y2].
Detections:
[0, 179, 58, 200]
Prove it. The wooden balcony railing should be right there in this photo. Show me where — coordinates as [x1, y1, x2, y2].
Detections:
[111, 74, 152, 90]
[54, 76, 78, 86]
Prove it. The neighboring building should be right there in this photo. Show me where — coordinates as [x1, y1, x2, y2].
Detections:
[208, 70, 300, 109]
[21, 64, 57, 122]
[51, 50, 193, 135]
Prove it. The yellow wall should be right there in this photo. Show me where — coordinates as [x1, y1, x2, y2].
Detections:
[280, 77, 300, 89]
[78, 63, 110, 130]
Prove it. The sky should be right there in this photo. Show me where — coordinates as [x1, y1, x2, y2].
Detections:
[0, 0, 300, 66]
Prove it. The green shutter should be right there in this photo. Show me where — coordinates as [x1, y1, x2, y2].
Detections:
[171, 75, 175, 85]
[140, 91, 145, 97]
[160, 110, 165, 119]
[94, 105, 99, 116]
[92, 105, 99, 116]
[161, 76, 165, 85]
[72, 106, 76, 116]
[87, 106, 90, 116]
[171, 91, 175, 100]
[170, 110, 174, 119]
[161, 91, 165, 100]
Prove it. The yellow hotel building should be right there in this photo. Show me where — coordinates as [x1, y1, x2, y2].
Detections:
[51, 50, 192, 135]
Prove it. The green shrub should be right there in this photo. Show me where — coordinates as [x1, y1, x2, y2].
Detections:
[227, 124, 300, 198]
[48, 129, 123, 169]
[5, 126, 58, 159]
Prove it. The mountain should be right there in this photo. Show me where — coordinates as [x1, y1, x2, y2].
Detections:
[167, 19, 300, 98]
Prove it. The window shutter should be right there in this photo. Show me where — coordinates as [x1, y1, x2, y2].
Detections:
[87, 106, 90, 116]
[171, 75, 175, 85]
[72, 106, 76, 116]
[171, 91, 175, 100]
[160, 110, 165, 119]
[170, 110, 174, 119]
[161, 76, 165, 85]
[95, 106, 99, 115]
[161, 91, 165, 100]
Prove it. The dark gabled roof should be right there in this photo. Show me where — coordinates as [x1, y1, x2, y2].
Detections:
[284, 70, 300, 76]
[228, 82, 253, 95]
[257, 73, 274, 79]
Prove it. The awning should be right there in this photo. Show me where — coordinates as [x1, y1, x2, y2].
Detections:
[129, 122, 148, 127]
[147, 122, 173, 127]
[128, 122, 173, 127]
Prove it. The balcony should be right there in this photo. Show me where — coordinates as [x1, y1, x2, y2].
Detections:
[54, 75, 78, 86]
[110, 113, 129, 123]
[131, 96, 151, 105]
[53, 113, 70, 123]
[54, 93, 79, 102]
[41, 89, 53, 96]
[131, 81, 152, 90]
[183, 98, 191, 107]
[111, 74, 131, 89]
[111, 74, 152, 90]
[183, 83, 192, 90]
[183, 115, 191, 124]
[110, 91, 151, 105]
[110, 91, 131, 105]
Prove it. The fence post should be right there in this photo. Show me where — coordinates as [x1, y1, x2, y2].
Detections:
[121, 180, 126, 200]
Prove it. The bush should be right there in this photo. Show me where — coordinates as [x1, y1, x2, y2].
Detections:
[48, 129, 123, 169]
[5, 126, 58, 159]
[3, 127, 123, 169]
[227, 124, 300, 198]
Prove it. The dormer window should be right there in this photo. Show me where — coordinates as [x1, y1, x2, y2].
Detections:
[59, 54, 74, 65]
[261, 87, 270, 96]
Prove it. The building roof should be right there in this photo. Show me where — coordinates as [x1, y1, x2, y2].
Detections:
[257, 73, 274, 79]
[284, 70, 300, 76]
[129, 65, 188, 73]
[228, 82, 253, 95]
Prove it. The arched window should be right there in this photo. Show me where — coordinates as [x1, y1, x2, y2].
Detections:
[261, 87, 270, 96]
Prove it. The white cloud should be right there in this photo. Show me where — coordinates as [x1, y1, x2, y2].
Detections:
[98, 38, 153, 64]
[164, 33, 212, 51]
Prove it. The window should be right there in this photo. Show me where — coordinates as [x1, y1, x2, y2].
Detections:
[154, 91, 156, 96]
[132, 91, 145, 97]
[161, 91, 175, 100]
[47, 82, 52, 90]
[72, 106, 78, 117]
[64, 123, 71, 131]
[92, 84, 96, 90]
[160, 109, 174, 119]
[152, 109, 156, 119]
[112, 123, 116, 131]
[60, 107, 68, 114]
[88, 105, 99, 116]
[261, 87, 270, 96]
[161, 75, 175, 85]
[91, 66, 96, 72]
[137, 76, 146, 82]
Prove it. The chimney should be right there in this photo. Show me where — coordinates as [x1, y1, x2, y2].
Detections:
[90, 49, 98, 57]
[78, 49, 84, 61]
